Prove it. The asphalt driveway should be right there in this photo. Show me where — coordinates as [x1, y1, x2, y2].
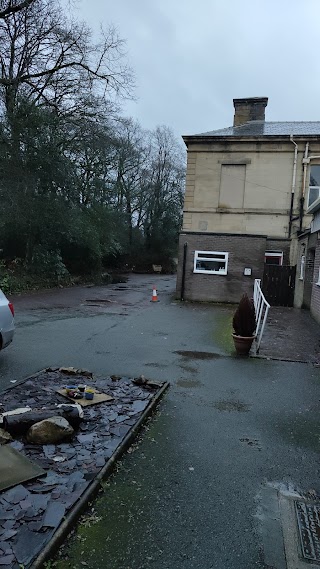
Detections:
[1, 275, 320, 568]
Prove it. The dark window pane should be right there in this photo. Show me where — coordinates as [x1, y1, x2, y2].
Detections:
[197, 252, 226, 260]
[310, 165, 320, 187]
[196, 259, 226, 272]
[265, 255, 281, 265]
[308, 186, 320, 207]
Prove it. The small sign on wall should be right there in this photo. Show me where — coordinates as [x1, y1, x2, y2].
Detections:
[244, 268, 252, 276]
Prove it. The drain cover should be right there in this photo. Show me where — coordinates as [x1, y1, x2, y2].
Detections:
[295, 500, 320, 561]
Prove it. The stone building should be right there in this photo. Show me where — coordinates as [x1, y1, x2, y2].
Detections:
[176, 97, 320, 304]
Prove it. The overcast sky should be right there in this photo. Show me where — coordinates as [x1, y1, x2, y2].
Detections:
[73, 0, 320, 139]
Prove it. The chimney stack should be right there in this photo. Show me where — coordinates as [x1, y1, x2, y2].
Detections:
[233, 97, 268, 127]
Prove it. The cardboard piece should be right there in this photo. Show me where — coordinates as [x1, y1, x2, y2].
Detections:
[57, 388, 113, 406]
[0, 446, 45, 492]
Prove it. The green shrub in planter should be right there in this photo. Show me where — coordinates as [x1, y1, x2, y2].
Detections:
[233, 294, 256, 337]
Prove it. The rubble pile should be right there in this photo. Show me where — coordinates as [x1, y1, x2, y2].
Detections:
[0, 369, 164, 568]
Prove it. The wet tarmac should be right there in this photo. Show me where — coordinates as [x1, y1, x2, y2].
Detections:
[1, 275, 320, 568]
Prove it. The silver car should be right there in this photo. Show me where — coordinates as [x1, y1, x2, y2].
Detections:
[0, 289, 14, 350]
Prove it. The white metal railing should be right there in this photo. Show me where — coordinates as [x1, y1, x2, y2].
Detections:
[253, 279, 270, 353]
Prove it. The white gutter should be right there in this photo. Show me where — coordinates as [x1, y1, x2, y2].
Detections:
[290, 135, 298, 195]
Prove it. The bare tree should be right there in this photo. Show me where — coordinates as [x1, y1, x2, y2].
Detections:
[0, 0, 35, 19]
[0, 0, 134, 116]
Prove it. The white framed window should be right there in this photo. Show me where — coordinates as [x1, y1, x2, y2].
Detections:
[299, 255, 305, 280]
[264, 251, 283, 266]
[194, 251, 228, 275]
[316, 267, 320, 286]
[308, 165, 320, 207]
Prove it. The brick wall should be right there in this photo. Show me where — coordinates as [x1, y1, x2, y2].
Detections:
[310, 238, 320, 324]
[265, 238, 291, 264]
[176, 232, 267, 303]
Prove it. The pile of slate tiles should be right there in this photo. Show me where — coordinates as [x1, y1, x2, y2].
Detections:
[0, 369, 162, 568]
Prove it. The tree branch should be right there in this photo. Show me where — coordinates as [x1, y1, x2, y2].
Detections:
[0, 0, 35, 19]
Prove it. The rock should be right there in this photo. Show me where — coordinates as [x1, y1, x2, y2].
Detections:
[145, 380, 163, 389]
[110, 375, 121, 382]
[59, 367, 93, 377]
[132, 375, 147, 386]
[0, 428, 12, 444]
[26, 417, 74, 444]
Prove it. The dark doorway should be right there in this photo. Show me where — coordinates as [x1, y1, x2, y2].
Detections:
[262, 265, 296, 307]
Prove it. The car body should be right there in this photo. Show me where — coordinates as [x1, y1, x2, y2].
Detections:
[0, 289, 14, 350]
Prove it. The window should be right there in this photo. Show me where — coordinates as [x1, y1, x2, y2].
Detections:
[308, 165, 320, 207]
[264, 251, 283, 266]
[194, 251, 228, 275]
[316, 267, 320, 286]
[219, 165, 246, 208]
[299, 255, 305, 280]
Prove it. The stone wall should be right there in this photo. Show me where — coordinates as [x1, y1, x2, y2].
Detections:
[181, 139, 314, 247]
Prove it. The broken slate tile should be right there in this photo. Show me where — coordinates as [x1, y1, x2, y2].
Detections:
[0, 510, 14, 521]
[2, 521, 15, 530]
[43, 444, 56, 458]
[24, 506, 36, 518]
[43, 502, 65, 528]
[130, 400, 149, 414]
[0, 554, 14, 565]
[9, 441, 24, 451]
[50, 488, 62, 500]
[77, 433, 94, 444]
[124, 417, 138, 426]
[15, 510, 26, 521]
[29, 484, 56, 494]
[2, 485, 30, 505]
[13, 527, 54, 566]
[116, 415, 130, 423]
[44, 472, 68, 485]
[110, 426, 121, 437]
[107, 412, 117, 422]
[20, 499, 32, 510]
[28, 521, 43, 531]
[28, 494, 49, 514]
[95, 457, 105, 468]
[1, 529, 17, 540]
[118, 425, 131, 437]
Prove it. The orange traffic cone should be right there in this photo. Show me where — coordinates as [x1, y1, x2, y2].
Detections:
[151, 286, 159, 302]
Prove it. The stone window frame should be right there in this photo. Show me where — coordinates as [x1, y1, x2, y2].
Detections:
[193, 250, 228, 275]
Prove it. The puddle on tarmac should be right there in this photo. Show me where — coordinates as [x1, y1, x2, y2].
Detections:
[178, 362, 198, 374]
[176, 378, 202, 388]
[145, 362, 169, 369]
[213, 399, 251, 412]
[174, 350, 221, 360]
[274, 415, 320, 452]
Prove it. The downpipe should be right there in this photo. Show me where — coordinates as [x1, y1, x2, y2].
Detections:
[289, 135, 298, 237]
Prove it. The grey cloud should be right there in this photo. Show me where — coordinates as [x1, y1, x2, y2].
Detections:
[72, 0, 320, 137]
